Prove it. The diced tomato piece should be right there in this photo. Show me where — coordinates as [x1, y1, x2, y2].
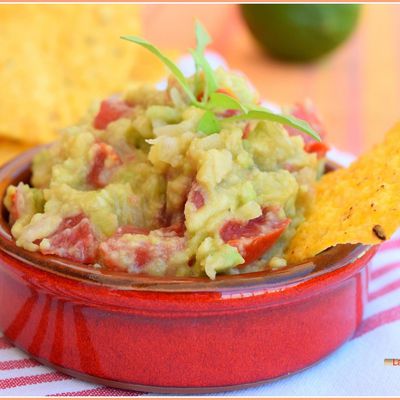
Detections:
[99, 228, 185, 272]
[87, 142, 122, 188]
[188, 182, 205, 210]
[196, 91, 205, 102]
[41, 214, 98, 264]
[286, 101, 329, 158]
[93, 97, 133, 130]
[288, 101, 326, 141]
[242, 122, 252, 139]
[57, 214, 86, 230]
[220, 207, 290, 265]
[9, 192, 19, 224]
[8, 184, 29, 224]
[8, 184, 35, 225]
[134, 245, 152, 268]
[304, 141, 330, 158]
[100, 240, 153, 272]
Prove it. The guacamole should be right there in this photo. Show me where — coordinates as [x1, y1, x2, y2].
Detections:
[3, 64, 328, 279]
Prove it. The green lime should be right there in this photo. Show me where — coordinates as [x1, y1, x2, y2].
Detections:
[241, 4, 361, 62]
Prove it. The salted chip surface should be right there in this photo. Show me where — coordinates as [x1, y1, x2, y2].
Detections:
[0, 5, 162, 144]
[286, 122, 400, 263]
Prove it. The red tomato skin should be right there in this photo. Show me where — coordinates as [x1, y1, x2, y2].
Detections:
[134, 245, 152, 268]
[87, 142, 122, 189]
[227, 223, 289, 265]
[220, 208, 290, 266]
[188, 183, 205, 210]
[9, 192, 19, 225]
[196, 91, 204, 102]
[41, 214, 98, 264]
[99, 228, 185, 272]
[304, 141, 329, 158]
[242, 123, 251, 139]
[93, 98, 133, 130]
[286, 101, 329, 158]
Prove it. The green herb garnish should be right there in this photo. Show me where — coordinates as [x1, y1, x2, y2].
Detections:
[225, 109, 321, 141]
[121, 35, 198, 105]
[121, 23, 321, 141]
[208, 92, 247, 113]
[192, 20, 218, 102]
[198, 110, 221, 135]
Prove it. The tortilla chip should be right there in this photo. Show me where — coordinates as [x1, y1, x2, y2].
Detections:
[0, 5, 163, 144]
[286, 122, 400, 263]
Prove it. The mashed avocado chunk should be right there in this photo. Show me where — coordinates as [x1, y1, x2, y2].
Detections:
[4, 23, 328, 278]
[4, 66, 326, 278]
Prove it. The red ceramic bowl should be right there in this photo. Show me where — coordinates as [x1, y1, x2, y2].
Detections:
[0, 148, 377, 394]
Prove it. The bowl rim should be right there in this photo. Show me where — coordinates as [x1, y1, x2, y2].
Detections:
[0, 146, 374, 293]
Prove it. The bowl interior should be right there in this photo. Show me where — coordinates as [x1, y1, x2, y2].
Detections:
[0, 147, 370, 292]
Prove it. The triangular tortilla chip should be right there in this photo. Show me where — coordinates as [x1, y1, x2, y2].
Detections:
[286, 122, 400, 263]
[0, 5, 163, 144]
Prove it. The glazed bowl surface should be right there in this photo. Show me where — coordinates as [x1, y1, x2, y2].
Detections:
[0, 148, 377, 393]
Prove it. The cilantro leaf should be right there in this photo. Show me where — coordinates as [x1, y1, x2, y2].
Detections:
[198, 110, 221, 135]
[121, 28, 321, 143]
[195, 19, 211, 52]
[193, 21, 218, 101]
[225, 109, 321, 141]
[121, 35, 197, 104]
[207, 92, 247, 113]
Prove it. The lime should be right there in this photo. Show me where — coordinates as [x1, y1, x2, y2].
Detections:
[241, 4, 361, 62]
